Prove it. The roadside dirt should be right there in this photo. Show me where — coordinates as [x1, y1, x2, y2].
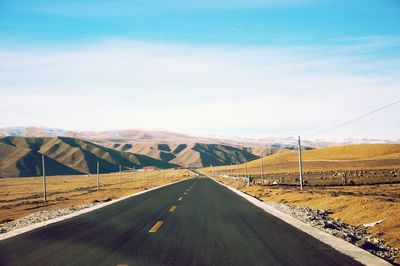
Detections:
[0, 169, 195, 222]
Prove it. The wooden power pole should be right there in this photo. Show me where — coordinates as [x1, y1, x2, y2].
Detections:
[96, 161, 100, 192]
[245, 160, 249, 187]
[298, 136, 304, 190]
[260, 152, 264, 185]
[119, 164, 122, 187]
[42, 155, 47, 203]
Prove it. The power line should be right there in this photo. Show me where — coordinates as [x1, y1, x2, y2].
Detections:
[307, 100, 400, 138]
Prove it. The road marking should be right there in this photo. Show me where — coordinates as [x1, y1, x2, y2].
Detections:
[178, 197, 183, 201]
[169, 206, 177, 212]
[149, 221, 164, 233]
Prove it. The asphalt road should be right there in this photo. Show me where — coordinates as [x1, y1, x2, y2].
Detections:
[0, 177, 361, 266]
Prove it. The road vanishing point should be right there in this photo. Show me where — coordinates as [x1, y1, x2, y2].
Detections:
[0, 176, 364, 266]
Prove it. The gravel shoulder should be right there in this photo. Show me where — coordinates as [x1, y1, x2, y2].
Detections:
[267, 201, 399, 264]
[0, 202, 100, 234]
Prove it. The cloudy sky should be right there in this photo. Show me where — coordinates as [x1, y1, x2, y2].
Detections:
[0, 0, 399, 140]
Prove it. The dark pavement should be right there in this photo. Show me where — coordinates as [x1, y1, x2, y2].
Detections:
[0, 177, 361, 266]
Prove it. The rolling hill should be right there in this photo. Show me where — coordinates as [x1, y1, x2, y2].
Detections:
[0, 137, 177, 178]
[106, 142, 259, 168]
[221, 144, 400, 173]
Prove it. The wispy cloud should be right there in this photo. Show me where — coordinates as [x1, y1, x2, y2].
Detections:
[15, 0, 313, 17]
[0, 38, 399, 139]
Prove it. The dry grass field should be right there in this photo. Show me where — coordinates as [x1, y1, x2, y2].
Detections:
[201, 144, 400, 186]
[0, 169, 195, 222]
[203, 144, 400, 173]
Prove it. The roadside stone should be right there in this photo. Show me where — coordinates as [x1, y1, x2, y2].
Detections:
[266, 201, 399, 264]
[0, 202, 100, 235]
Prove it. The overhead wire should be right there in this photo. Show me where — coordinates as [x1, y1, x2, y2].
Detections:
[306, 100, 400, 139]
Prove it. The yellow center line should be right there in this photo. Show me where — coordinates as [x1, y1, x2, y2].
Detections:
[169, 205, 177, 212]
[149, 221, 164, 233]
[178, 197, 183, 201]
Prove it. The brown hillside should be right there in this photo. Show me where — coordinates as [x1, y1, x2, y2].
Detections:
[106, 142, 259, 168]
[0, 137, 177, 177]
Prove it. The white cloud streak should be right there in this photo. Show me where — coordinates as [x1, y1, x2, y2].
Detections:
[0, 39, 399, 139]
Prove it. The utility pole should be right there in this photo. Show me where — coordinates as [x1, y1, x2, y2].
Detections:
[119, 164, 122, 187]
[298, 136, 304, 190]
[42, 155, 47, 203]
[132, 166, 135, 182]
[97, 161, 100, 192]
[260, 152, 264, 185]
[245, 160, 249, 187]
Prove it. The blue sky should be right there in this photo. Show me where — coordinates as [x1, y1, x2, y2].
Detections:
[1, 0, 400, 45]
[0, 0, 399, 140]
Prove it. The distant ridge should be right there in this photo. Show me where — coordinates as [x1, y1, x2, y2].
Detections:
[1, 126, 398, 146]
[0, 127, 198, 143]
[0, 136, 177, 178]
[107, 142, 259, 168]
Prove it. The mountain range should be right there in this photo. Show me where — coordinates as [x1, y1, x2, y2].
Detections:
[106, 142, 259, 168]
[1, 126, 398, 146]
[0, 137, 176, 178]
[0, 136, 262, 177]
[1, 126, 398, 177]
